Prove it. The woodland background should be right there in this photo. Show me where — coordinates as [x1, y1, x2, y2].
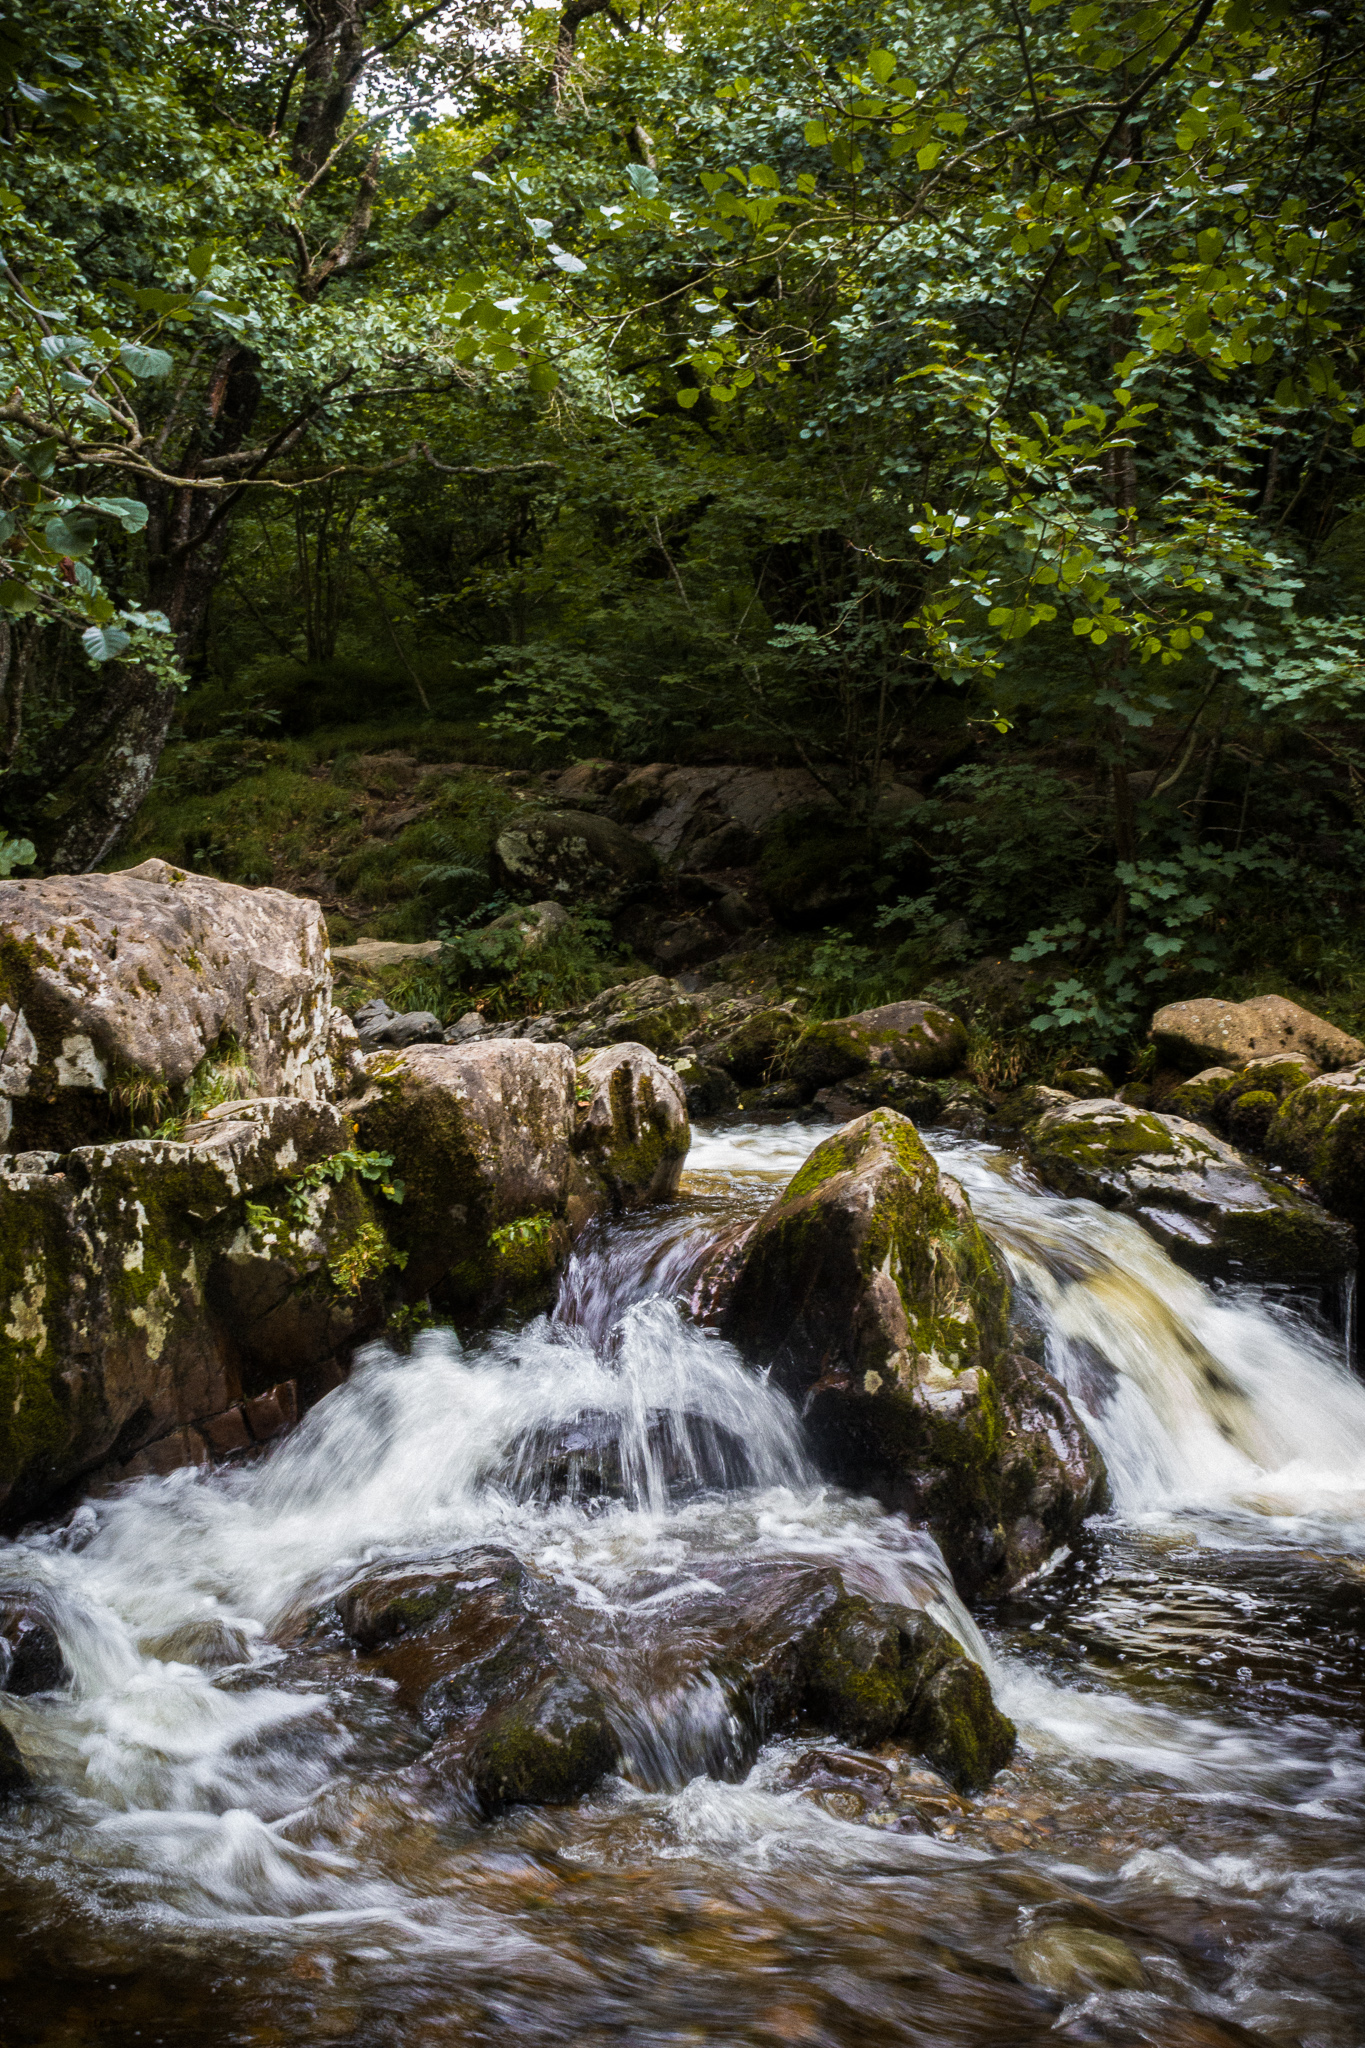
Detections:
[3, 0, 1365, 1071]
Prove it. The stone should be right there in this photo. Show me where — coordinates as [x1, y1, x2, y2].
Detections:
[1027, 1097, 1355, 1284]
[0, 1102, 398, 1523]
[574, 1043, 691, 1208]
[242, 1379, 298, 1441]
[0, 1718, 30, 1796]
[670, 1557, 1015, 1791]
[787, 1001, 968, 1096]
[670, 1054, 740, 1119]
[606, 763, 829, 864]
[357, 1009, 444, 1052]
[1054, 1065, 1112, 1099]
[700, 1004, 803, 1086]
[1151, 993, 1364, 1076]
[197, 1404, 253, 1454]
[1011, 1924, 1146, 1998]
[330, 939, 444, 973]
[492, 810, 658, 909]
[1267, 1064, 1365, 1223]
[443, 1012, 490, 1044]
[717, 1110, 1104, 1597]
[1166, 1066, 1238, 1124]
[334, 1547, 619, 1818]
[0, 859, 334, 1149]
[0, 1601, 70, 1694]
[70, 1095, 351, 1224]
[355, 1039, 578, 1311]
[483, 900, 571, 950]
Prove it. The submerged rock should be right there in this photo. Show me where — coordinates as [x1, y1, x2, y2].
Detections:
[1026, 1097, 1355, 1285]
[574, 1043, 690, 1208]
[717, 1109, 1104, 1597]
[1011, 1923, 1146, 1998]
[0, 858, 337, 1150]
[1151, 993, 1363, 1077]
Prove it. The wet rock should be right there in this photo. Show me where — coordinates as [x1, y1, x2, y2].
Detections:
[1151, 993, 1363, 1077]
[492, 810, 658, 910]
[1011, 1922, 1146, 1997]
[0, 1602, 70, 1693]
[787, 1001, 968, 1096]
[682, 1557, 1015, 1790]
[574, 1043, 690, 1208]
[743, 1080, 807, 1113]
[335, 1548, 619, 1817]
[718, 1110, 1103, 1596]
[500, 1406, 753, 1503]
[1027, 1097, 1355, 1284]
[1266, 1063, 1365, 1224]
[0, 1718, 30, 1795]
[141, 1617, 254, 1668]
[355, 1040, 578, 1311]
[0, 858, 335, 1150]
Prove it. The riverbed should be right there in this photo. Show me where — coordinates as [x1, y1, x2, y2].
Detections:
[1, 1120, 1363, 2045]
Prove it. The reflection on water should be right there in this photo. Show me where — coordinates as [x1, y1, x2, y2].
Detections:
[1, 1118, 1364, 2044]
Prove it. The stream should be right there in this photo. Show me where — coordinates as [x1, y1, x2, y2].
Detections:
[2, 1119, 1365, 2045]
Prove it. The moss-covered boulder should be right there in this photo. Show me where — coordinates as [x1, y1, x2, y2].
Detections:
[679, 1556, 1015, 1791]
[0, 1101, 403, 1523]
[787, 1001, 968, 1096]
[492, 810, 658, 911]
[575, 1043, 690, 1208]
[699, 1004, 804, 1087]
[1166, 1066, 1238, 1124]
[1028, 1097, 1355, 1284]
[1151, 994, 1363, 1077]
[718, 1110, 1104, 1596]
[670, 1053, 740, 1119]
[0, 859, 339, 1151]
[1266, 1065, 1365, 1223]
[355, 1039, 579, 1313]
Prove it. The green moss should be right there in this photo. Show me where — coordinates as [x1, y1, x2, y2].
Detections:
[0, 1187, 71, 1491]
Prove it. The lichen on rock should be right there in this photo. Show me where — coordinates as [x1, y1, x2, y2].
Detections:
[717, 1109, 1103, 1597]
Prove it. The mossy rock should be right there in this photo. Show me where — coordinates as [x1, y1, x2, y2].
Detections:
[1054, 1066, 1112, 1099]
[1166, 1067, 1237, 1124]
[1226, 1088, 1278, 1148]
[704, 1006, 802, 1087]
[1030, 1097, 1356, 1284]
[719, 1110, 1103, 1596]
[803, 1594, 1015, 1790]
[467, 1674, 619, 1815]
[574, 1043, 691, 1208]
[1267, 1067, 1365, 1223]
[787, 1001, 967, 1095]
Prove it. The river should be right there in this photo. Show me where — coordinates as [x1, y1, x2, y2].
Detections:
[1, 1118, 1363, 2045]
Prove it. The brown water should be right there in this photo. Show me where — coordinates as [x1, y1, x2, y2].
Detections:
[2, 1121, 1364, 2046]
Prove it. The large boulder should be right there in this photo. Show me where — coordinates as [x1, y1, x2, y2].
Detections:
[787, 1001, 968, 1097]
[0, 1096, 397, 1521]
[1151, 994, 1364, 1077]
[355, 1040, 581, 1310]
[1027, 1097, 1355, 1284]
[1266, 1065, 1365, 1224]
[717, 1110, 1105, 1596]
[492, 811, 658, 909]
[0, 859, 336, 1150]
[574, 1043, 690, 1208]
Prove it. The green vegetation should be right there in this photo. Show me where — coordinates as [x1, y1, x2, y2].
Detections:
[4, 0, 1365, 1066]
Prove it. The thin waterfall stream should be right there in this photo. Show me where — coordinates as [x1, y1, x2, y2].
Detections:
[3, 1118, 1365, 2045]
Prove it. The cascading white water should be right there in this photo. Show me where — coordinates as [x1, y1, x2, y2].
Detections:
[3, 1117, 1365, 2048]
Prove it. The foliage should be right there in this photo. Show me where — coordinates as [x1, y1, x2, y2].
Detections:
[329, 1221, 408, 1297]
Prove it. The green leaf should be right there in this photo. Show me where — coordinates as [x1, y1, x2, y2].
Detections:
[803, 121, 829, 146]
[81, 624, 131, 663]
[118, 342, 173, 380]
[527, 361, 560, 393]
[676, 388, 700, 409]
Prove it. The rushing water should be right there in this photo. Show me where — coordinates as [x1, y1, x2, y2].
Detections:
[3, 1120, 1365, 2045]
